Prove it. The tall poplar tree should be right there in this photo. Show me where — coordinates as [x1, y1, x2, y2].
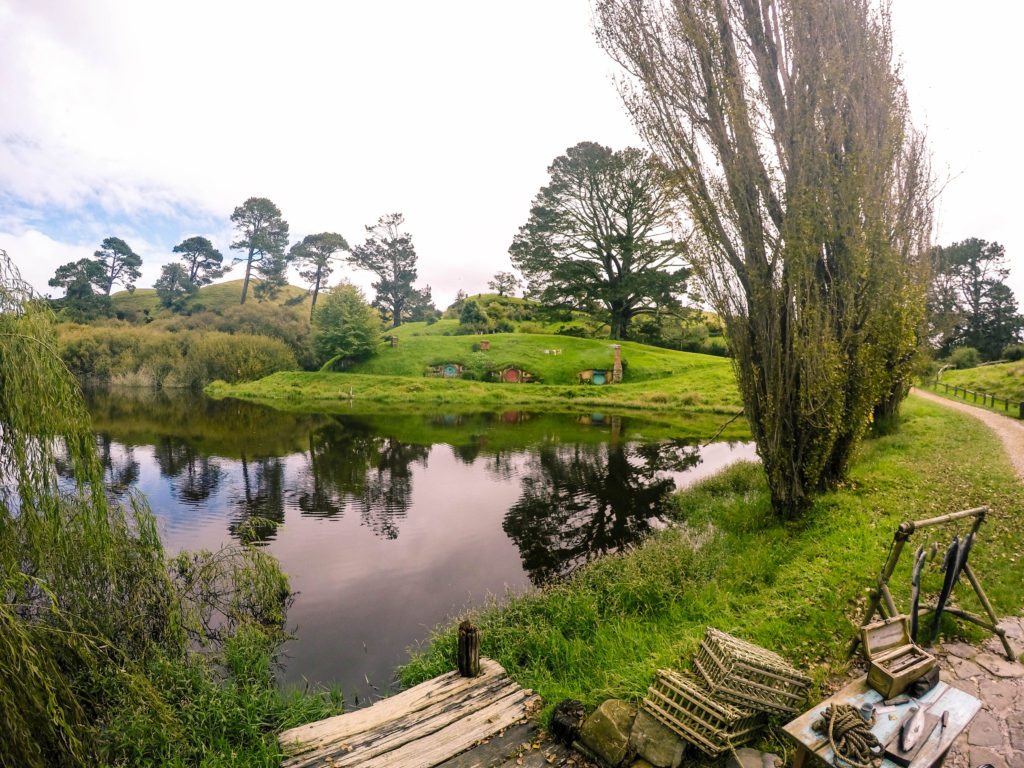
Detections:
[597, 0, 933, 517]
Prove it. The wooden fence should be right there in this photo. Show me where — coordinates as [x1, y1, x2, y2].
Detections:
[934, 382, 1024, 419]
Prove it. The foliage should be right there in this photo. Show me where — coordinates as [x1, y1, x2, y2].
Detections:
[312, 282, 382, 369]
[400, 397, 1024, 731]
[928, 238, 1023, 359]
[510, 141, 687, 340]
[1, 250, 341, 766]
[155, 263, 198, 312]
[597, 0, 933, 517]
[458, 298, 488, 329]
[348, 212, 418, 328]
[230, 197, 290, 305]
[1003, 343, 1024, 361]
[48, 258, 112, 320]
[948, 346, 981, 370]
[58, 324, 297, 388]
[93, 236, 144, 295]
[289, 232, 350, 316]
[488, 271, 521, 297]
[173, 236, 225, 287]
[404, 284, 440, 323]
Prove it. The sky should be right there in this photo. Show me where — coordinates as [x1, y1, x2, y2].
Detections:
[1, 0, 1022, 310]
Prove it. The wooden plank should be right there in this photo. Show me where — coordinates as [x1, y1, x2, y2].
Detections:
[284, 681, 529, 768]
[355, 693, 540, 768]
[433, 722, 537, 768]
[281, 658, 505, 749]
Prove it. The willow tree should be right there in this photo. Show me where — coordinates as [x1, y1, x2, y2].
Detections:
[597, 0, 932, 517]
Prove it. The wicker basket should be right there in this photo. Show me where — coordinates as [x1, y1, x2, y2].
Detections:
[692, 628, 811, 715]
[642, 668, 764, 757]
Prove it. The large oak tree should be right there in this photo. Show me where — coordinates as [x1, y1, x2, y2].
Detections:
[597, 0, 933, 517]
[509, 141, 687, 340]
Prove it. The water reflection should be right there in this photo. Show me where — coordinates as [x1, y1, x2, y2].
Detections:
[80, 388, 755, 702]
[504, 441, 701, 584]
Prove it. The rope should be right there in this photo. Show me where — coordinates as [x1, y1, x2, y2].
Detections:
[811, 704, 882, 768]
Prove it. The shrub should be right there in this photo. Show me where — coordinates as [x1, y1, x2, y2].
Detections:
[948, 346, 981, 370]
[1002, 343, 1024, 361]
[312, 283, 382, 369]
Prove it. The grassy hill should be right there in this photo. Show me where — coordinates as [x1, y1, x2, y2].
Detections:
[352, 332, 719, 385]
[111, 279, 310, 320]
[940, 360, 1024, 402]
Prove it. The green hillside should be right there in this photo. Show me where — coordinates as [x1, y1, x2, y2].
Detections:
[940, 360, 1024, 402]
[110, 279, 310, 319]
[351, 332, 719, 385]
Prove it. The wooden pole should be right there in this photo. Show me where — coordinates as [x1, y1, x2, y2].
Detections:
[457, 620, 481, 677]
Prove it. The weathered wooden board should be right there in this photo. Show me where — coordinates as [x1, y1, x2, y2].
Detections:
[280, 658, 543, 768]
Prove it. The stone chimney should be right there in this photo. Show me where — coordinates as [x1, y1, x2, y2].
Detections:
[612, 344, 622, 383]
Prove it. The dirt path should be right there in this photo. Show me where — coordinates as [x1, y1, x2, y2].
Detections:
[912, 387, 1024, 481]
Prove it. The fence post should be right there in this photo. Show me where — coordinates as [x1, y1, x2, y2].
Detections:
[1019, 402, 1023, 420]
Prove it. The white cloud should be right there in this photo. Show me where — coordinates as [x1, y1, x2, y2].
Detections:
[1, 0, 1022, 307]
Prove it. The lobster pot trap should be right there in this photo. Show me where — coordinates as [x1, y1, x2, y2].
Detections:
[692, 628, 811, 715]
[642, 669, 764, 757]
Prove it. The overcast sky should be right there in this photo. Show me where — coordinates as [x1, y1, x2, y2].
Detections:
[1, 0, 1021, 309]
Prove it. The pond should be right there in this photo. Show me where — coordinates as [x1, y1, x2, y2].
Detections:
[83, 388, 755, 707]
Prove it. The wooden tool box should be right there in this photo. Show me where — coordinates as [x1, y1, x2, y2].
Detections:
[860, 615, 936, 698]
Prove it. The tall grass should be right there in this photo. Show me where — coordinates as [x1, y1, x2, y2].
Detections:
[58, 324, 297, 388]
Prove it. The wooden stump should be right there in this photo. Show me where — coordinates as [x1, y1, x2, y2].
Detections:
[458, 621, 480, 677]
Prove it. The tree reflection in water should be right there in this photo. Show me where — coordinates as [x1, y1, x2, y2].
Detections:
[502, 440, 701, 584]
[228, 454, 286, 545]
[296, 422, 429, 540]
[153, 437, 224, 504]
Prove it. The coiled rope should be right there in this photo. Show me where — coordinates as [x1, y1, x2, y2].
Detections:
[811, 704, 882, 768]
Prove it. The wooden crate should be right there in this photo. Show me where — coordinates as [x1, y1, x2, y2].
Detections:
[860, 615, 936, 699]
[692, 628, 811, 715]
[642, 669, 764, 757]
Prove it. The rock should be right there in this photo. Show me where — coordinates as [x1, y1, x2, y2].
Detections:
[943, 641, 978, 659]
[983, 678, 1019, 711]
[967, 711, 1003, 747]
[726, 747, 782, 768]
[969, 745, 1007, 768]
[551, 699, 587, 747]
[628, 761, 656, 768]
[1009, 713, 1024, 751]
[975, 652, 1024, 678]
[952, 658, 984, 680]
[629, 709, 684, 768]
[579, 699, 637, 767]
[946, 676, 980, 698]
[998, 617, 1024, 640]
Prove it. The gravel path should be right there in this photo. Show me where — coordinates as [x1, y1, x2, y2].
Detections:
[911, 387, 1024, 481]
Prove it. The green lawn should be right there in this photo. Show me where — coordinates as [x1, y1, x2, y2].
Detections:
[939, 360, 1024, 403]
[398, 395, 1024, 752]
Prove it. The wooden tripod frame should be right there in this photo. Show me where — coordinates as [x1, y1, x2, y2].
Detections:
[848, 506, 1015, 661]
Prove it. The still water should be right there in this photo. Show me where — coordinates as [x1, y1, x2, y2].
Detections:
[84, 389, 755, 706]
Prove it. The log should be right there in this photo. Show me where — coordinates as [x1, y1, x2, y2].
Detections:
[458, 620, 481, 677]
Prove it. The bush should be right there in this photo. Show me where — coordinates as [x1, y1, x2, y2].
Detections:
[312, 283, 382, 369]
[948, 346, 981, 370]
[1002, 343, 1024, 361]
[57, 325, 296, 388]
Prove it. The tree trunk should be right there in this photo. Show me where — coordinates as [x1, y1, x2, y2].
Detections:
[240, 248, 255, 304]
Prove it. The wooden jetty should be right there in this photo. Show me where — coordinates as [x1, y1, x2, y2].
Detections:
[279, 657, 573, 768]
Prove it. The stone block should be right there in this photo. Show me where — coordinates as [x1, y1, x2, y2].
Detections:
[726, 747, 781, 768]
[975, 652, 1024, 678]
[1009, 713, 1024, 751]
[943, 641, 978, 659]
[969, 745, 1007, 768]
[629, 709, 684, 768]
[579, 699, 637, 767]
[967, 711, 1003, 747]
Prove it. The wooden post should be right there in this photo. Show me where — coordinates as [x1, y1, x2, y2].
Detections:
[1018, 401, 1023, 420]
[457, 620, 480, 677]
